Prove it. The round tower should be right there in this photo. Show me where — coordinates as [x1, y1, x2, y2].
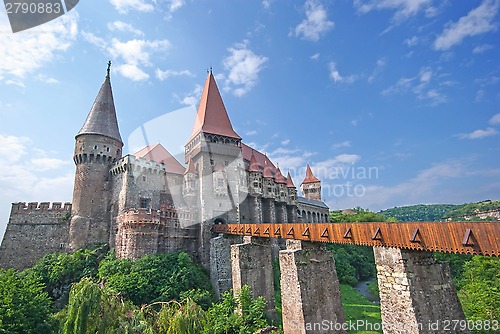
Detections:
[300, 164, 322, 201]
[69, 62, 123, 250]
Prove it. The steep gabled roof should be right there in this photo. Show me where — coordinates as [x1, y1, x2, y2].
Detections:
[241, 143, 276, 174]
[263, 161, 274, 178]
[301, 164, 320, 184]
[275, 168, 286, 184]
[286, 171, 296, 188]
[188, 71, 241, 141]
[77, 64, 122, 143]
[248, 152, 261, 172]
[134, 143, 185, 175]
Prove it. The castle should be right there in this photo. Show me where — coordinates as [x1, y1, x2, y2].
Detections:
[0, 64, 329, 271]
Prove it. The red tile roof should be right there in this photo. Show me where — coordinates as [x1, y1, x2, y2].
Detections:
[248, 152, 260, 172]
[302, 164, 320, 184]
[188, 71, 241, 141]
[286, 171, 296, 188]
[134, 143, 185, 175]
[241, 143, 277, 175]
[275, 168, 286, 184]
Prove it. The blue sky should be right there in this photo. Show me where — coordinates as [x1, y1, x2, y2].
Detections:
[0, 0, 499, 238]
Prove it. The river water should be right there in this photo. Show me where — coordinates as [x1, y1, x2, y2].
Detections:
[355, 278, 380, 304]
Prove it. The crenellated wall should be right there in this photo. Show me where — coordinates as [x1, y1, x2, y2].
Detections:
[0, 202, 72, 270]
[115, 209, 198, 260]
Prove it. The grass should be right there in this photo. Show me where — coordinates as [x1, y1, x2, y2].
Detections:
[340, 284, 382, 334]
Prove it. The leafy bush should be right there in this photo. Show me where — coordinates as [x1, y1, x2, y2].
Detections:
[0, 268, 55, 333]
[98, 251, 215, 307]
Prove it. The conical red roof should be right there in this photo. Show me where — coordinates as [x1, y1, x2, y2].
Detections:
[263, 161, 274, 178]
[248, 153, 260, 172]
[286, 171, 296, 188]
[275, 168, 286, 184]
[77, 63, 122, 143]
[301, 164, 320, 184]
[188, 71, 241, 141]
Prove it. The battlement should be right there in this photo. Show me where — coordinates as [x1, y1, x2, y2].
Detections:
[120, 207, 196, 223]
[11, 201, 72, 213]
[110, 154, 167, 176]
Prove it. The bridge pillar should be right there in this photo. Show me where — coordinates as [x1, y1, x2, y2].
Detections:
[374, 247, 469, 334]
[210, 234, 243, 298]
[280, 240, 346, 334]
[231, 236, 276, 320]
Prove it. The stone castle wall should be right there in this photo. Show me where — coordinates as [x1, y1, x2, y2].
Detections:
[0, 202, 72, 270]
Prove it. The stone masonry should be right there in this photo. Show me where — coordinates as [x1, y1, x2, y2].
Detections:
[374, 246, 469, 334]
[279, 240, 346, 334]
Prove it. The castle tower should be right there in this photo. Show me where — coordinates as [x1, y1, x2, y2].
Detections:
[286, 171, 298, 223]
[69, 62, 123, 250]
[184, 70, 243, 266]
[301, 164, 321, 201]
[182, 158, 198, 205]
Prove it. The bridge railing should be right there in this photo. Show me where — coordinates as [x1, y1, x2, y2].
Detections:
[212, 221, 500, 256]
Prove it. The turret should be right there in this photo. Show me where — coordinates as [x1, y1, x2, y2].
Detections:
[274, 168, 288, 203]
[286, 171, 298, 205]
[262, 161, 276, 199]
[69, 62, 123, 250]
[247, 152, 263, 196]
[300, 164, 321, 201]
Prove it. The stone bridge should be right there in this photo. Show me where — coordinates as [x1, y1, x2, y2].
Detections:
[211, 222, 499, 334]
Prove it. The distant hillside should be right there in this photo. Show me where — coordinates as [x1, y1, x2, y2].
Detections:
[443, 200, 500, 221]
[379, 200, 500, 222]
[378, 204, 459, 222]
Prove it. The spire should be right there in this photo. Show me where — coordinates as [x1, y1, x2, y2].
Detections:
[248, 152, 260, 172]
[302, 164, 320, 184]
[263, 161, 274, 178]
[286, 171, 296, 188]
[275, 168, 286, 184]
[77, 62, 122, 143]
[188, 71, 241, 141]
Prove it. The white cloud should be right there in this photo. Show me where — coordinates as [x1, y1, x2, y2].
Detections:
[82, 32, 170, 81]
[109, 0, 155, 13]
[328, 62, 357, 84]
[262, 0, 272, 9]
[310, 53, 320, 60]
[291, 0, 334, 41]
[155, 69, 194, 81]
[0, 10, 78, 83]
[368, 58, 385, 83]
[107, 21, 144, 36]
[332, 141, 351, 149]
[115, 64, 149, 81]
[331, 161, 464, 211]
[245, 130, 258, 136]
[0, 135, 74, 238]
[382, 67, 447, 106]
[434, 0, 500, 51]
[181, 84, 203, 106]
[36, 74, 59, 84]
[354, 0, 433, 21]
[489, 113, 500, 125]
[223, 40, 268, 96]
[404, 36, 419, 47]
[459, 127, 497, 139]
[281, 139, 290, 146]
[473, 44, 493, 54]
[31, 157, 70, 172]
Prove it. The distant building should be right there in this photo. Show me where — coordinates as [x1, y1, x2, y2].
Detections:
[0, 65, 329, 270]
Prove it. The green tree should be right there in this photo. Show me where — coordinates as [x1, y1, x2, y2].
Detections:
[98, 251, 215, 307]
[458, 256, 500, 324]
[0, 268, 54, 333]
[203, 286, 270, 334]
